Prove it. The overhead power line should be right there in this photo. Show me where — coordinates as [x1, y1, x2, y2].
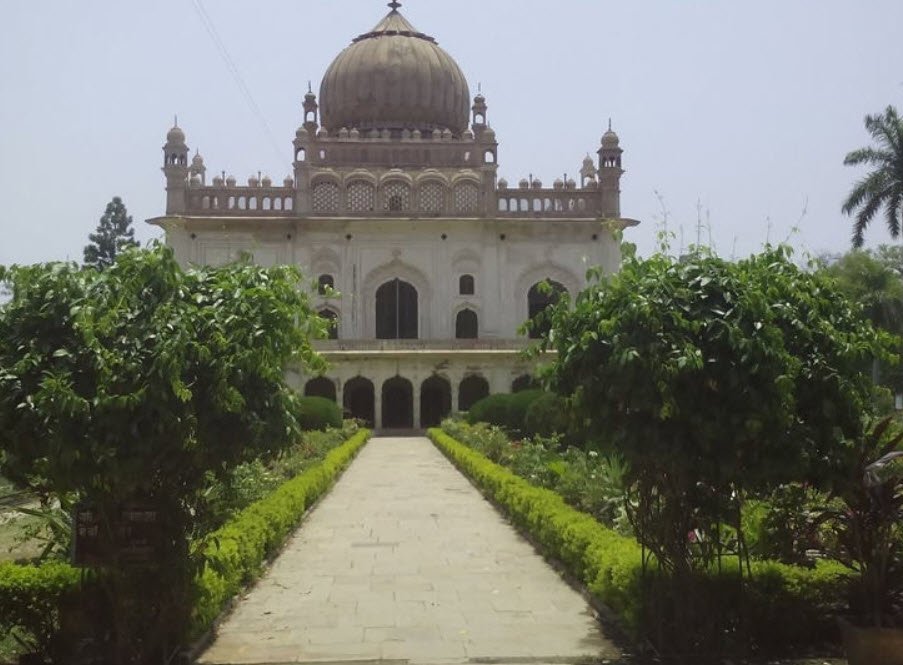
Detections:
[189, 0, 285, 165]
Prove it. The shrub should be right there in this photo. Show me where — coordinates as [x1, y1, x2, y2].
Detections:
[0, 562, 81, 660]
[295, 396, 343, 431]
[466, 390, 545, 434]
[523, 392, 569, 438]
[429, 428, 851, 658]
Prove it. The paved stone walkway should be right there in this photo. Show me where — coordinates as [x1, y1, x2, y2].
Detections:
[199, 437, 622, 664]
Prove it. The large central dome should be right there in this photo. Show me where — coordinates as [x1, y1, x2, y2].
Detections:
[319, 5, 471, 135]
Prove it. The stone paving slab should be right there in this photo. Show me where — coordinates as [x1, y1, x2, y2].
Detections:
[199, 436, 624, 665]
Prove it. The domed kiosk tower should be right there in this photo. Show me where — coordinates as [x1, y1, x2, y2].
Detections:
[149, 2, 639, 431]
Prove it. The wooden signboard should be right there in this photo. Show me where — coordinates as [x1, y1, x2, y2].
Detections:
[73, 501, 163, 567]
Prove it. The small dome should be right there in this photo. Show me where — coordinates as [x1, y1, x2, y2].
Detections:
[583, 180, 599, 190]
[462, 128, 474, 140]
[320, 7, 470, 133]
[283, 176, 294, 187]
[412, 129, 422, 140]
[566, 178, 577, 189]
[482, 127, 496, 141]
[339, 127, 350, 138]
[261, 175, 272, 187]
[553, 178, 565, 190]
[317, 127, 329, 138]
[518, 178, 530, 189]
[498, 178, 509, 189]
[296, 126, 309, 139]
[432, 128, 442, 140]
[531, 179, 543, 189]
[583, 155, 594, 167]
[226, 175, 237, 187]
[166, 125, 185, 143]
[602, 128, 620, 147]
[350, 128, 361, 139]
[191, 152, 204, 166]
[213, 176, 225, 187]
[190, 175, 201, 187]
[248, 175, 259, 187]
[442, 128, 453, 140]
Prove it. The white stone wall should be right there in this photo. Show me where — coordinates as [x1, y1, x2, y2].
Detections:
[165, 216, 621, 340]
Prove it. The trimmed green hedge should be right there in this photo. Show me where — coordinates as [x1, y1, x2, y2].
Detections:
[0, 429, 370, 655]
[192, 427, 369, 635]
[0, 561, 81, 657]
[429, 428, 850, 657]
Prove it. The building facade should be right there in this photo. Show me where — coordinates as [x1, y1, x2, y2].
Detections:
[148, 2, 637, 431]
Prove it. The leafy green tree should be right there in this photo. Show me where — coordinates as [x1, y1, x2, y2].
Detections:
[540, 247, 895, 652]
[821, 248, 903, 386]
[843, 106, 903, 248]
[0, 246, 325, 662]
[83, 196, 139, 269]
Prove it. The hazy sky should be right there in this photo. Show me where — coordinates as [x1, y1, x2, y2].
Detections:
[2, 1, 902, 267]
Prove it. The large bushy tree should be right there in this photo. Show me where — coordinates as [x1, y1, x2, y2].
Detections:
[0, 246, 325, 662]
[83, 196, 139, 269]
[540, 247, 895, 650]
[843, 105, 903, 248]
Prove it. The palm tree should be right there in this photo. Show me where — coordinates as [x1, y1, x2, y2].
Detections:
[843, 105, 903, 248]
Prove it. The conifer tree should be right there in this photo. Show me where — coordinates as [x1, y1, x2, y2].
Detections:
[83, 196, 139, 269]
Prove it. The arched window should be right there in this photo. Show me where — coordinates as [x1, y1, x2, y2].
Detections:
[376, 279, 418, 340]
[527, 280, 566, 339]
[318, 274, 335, 296]
[348, 181, 375, 212]
[383, 181, 411, 212]
[455, 309, 478, 339]
[459, 275, 475, 295]
[312, 181, 339, 213]
[318, 309, 339, 340]
[419, 181, 445, 214]
[453, 182, 480, 214]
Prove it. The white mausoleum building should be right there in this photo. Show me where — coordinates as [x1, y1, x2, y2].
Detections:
[148, 2, 637, 431]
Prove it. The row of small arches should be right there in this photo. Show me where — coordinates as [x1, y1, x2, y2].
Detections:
[499, 197, 589, 213]
[304, 373, 537, 429]
[194, 195, 295, 212]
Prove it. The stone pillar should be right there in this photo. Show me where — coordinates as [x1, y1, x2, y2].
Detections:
[374, 376, 383, 430]
[412, 375, 422, 429]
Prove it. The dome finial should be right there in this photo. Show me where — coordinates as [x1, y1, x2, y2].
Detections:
[388, 0, 401, 10]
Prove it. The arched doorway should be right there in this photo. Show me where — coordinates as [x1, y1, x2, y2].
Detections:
[382, 376, 414, 429]
[512, 374, 538, 393]
[459, 375, 490, 411]
[376, 279, 418, 339]
[527, 280, 566, 339]
[455, 309, 478, 339]
[343, 377, 374, 427]
[420, 375, 451, 428]
[304, 377, 337, 402]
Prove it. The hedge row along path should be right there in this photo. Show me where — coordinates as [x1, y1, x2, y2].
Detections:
[199, 436, 623, 664]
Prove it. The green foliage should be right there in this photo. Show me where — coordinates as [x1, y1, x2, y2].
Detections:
[192, 428, 369, 636]
[0, 429, 370, 659]
[0, 562, 81, 660]
[522, 392, 570, 438]
[542, 246, 894, 588]
[430, 428, 851, 658]
[819, 417, 903, 627]
[465, 390, 545, 435]
[743, 484, 837, 566]
[0, 246, 325, 662]
[295, 396, 342, 431]
[83, 196, 139, 270]
[842, 105, 903, 248]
